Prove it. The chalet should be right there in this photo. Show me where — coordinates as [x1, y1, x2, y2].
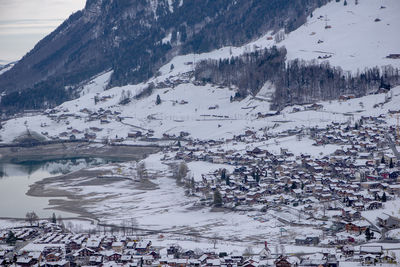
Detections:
[89, 255, 103, 265]
[74, 247, 95, 260]
[377, 214, 400, 228]
[89, 127, 102, 132]
[16, 257, 36, 267]
[295, 236, 319, 246]
[359, 246, 383, 256]
[105, 251, 122, 262]
[339, 95, 355, 101]
[342, 245, 355, 257]
[274, 255, 292, 267]
[128, 131, 142, 138]
[84, 133, 96, 140]
[345, 221, 369, 233]
[86, 239, 101, 251]
[112, 241, 125, 252]
[247, 147, 264, 155]
[135, 241, 151, 254]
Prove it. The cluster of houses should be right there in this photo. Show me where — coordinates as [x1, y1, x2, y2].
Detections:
[39, 106, 156, 143]
[165, 116, 400, 248]
[1, 221, 398, 267]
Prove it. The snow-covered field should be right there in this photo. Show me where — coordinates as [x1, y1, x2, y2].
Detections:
[282, 0, 400, 72]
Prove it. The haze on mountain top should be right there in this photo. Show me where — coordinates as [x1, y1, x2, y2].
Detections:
[0, 0, 85, 63]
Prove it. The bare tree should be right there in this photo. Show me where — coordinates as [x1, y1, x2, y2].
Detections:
[137, 162, 147, 180]
[212, 234, 218, 249]
[57, 215, 65, 231]
[25, 211, 39, 226]
[243, 246, 254, 256]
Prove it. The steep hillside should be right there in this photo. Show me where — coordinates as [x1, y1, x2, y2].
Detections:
[0, 0, 325, 113]
[282, 0, 400, 72]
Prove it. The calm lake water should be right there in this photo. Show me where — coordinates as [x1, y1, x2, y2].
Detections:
[0, 158, 112, 219]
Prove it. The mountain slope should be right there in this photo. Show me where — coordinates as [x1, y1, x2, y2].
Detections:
[0, 0, 326, 113]
[282, 0, 400, 72]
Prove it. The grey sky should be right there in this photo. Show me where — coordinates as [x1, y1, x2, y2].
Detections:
[0, 0, 85, 63]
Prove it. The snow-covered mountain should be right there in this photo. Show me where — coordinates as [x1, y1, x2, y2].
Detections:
[0, 0, 324, 110]
[0, 0, 399, 143]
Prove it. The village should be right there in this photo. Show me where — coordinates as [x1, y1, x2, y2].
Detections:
[2, 107, 400, 266]
[0, 218, 397, 267]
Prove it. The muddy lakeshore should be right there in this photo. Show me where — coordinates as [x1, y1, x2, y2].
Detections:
[0, 142, 160, 163]
[1, 142, 161, 220]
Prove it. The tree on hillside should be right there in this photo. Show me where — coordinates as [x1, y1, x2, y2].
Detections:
[213, 189, 222, 207]
[156, 94, 162, 105]
[389, 158, 394, 168]
[344, 0, 347, 5]
[178, 162, 188, 180]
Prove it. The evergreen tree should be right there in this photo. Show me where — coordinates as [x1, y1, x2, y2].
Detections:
[6, 231, 17, 245]
[291, 182, 297, 190]
[156, 94, 161, 105]
[226, 175, 230, 186]
[344, 0, 347, 6]
[382, 192, 387, 202]
[381, 155, 385, 164]
[389, 158, 394, 168]
[284, 184, 290, 192]
[51, 212, 57, 224]
[365, 227, 372, 241]
[221, 169, 226, 180]
[213, 189, 222, 207]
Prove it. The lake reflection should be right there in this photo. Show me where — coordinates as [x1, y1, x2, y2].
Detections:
[0, 158, 112, 219]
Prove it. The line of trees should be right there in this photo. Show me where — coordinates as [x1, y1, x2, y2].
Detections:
[194, 46, 400, 109]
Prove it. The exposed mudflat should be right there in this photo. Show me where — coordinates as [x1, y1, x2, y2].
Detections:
[0, 142, 160, 163]
[3, 143, 161, 219]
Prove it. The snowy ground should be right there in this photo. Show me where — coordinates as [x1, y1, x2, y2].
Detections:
[282, 0, 400, 72]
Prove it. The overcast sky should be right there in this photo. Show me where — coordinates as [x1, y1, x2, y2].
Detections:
[0, 0, 86, 63]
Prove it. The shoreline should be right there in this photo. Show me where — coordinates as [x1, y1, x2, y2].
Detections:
[2, 143, 161, 221]
[26, 169, 110, 221]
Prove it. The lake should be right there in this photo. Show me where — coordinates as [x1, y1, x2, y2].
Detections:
[0, 158, 114, 219]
